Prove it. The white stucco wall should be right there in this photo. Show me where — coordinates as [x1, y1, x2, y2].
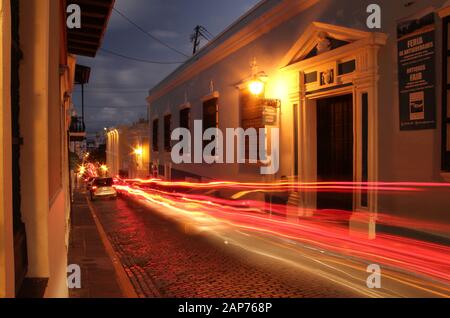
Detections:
[148, 0, 450, 229]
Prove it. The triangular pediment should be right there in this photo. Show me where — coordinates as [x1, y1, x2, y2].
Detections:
[281, 22, 372, 67]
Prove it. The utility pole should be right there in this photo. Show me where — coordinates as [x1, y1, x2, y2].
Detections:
[191, 25, 201, 55]
[191, 25, 213, 55]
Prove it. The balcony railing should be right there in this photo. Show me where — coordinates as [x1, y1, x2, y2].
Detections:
[69, 116, 86, 141]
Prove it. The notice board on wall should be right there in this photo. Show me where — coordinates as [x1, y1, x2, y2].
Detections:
[397, 12, 436, 130]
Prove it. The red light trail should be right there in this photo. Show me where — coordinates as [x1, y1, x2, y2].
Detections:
[114, 178, 450, 291]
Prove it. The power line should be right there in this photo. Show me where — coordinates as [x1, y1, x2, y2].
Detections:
[199, 26, 214, 40]
[73, 86, 150, 91]
[199, 31, 211, 41]
[80, 88, 148, 90]
[100, 48, 184, 65]
[77, 88, 149, 92]
[76, 83, 144, 87]
[80, 105, 148, 109]
[112, 7, 190, 58]
[79, 90, 147, 94]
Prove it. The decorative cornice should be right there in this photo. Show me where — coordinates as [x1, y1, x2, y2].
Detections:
[179, 102, 191, 110]
[279, 21, 377, 68]
[282, 33, 388, 72]
[201, 91, 220, 102]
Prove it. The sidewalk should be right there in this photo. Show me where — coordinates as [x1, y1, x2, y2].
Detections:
[68, 191, 124, 298]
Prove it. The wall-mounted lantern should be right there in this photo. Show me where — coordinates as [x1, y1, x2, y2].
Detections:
[134, 147, 143, 156]
[248, 57, 268, 96]
[248, 78, 265, 96]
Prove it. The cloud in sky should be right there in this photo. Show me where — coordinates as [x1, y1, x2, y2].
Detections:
[73, 0, 260, 135]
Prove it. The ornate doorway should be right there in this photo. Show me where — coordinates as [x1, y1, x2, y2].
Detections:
[316, 94, 354, 211]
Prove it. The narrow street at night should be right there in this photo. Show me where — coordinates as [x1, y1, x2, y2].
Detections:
[76, 185, 450, 299]
[87, 193, 358, 298]
[2, 0, 450, 312]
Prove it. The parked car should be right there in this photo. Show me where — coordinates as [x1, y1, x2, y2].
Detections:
[90, 177, 117, 201]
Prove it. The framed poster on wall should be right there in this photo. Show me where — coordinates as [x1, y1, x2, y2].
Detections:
[397, 12, 436, 130]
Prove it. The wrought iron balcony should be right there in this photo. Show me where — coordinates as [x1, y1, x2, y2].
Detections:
[69, 116, 86, 142]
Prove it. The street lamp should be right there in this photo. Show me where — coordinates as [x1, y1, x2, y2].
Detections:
[100, 164, 108, 176]
[248, 79, 265, 96]
[247, 74, 280, 108]
[134, 147, 143, 156]
[247, 57, 267, 96]
[78, 165, 86, 175]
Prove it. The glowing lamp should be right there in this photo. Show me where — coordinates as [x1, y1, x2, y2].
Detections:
[134, 147, 143, 156]
[100, 165, 108, 172]
[248, 79, 264, 96]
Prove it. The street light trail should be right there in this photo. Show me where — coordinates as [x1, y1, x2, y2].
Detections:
[122, 180, 450, 234]
[121, 178, 450, 190]
[114, 178, 450, 293]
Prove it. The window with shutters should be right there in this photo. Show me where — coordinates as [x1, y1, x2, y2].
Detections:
[240, 88, 264, 162]
[179, 107, 191, 156]
[443, 17, 450, 171]
[10, 0, 28, 294]
[202, 98, 218, 153]
[152, 119, 159, 152]
[180, 107, 191, 130]
[164, 114, 172, 152]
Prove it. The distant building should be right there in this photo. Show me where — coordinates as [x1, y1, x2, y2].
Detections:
[86, 139, 97, 153]
[147, 0, 450, 238]
[106, 126, 129, 178]
[106, 119, 150, 179]
[94, 132, 106, 148]
[127, 119, 151, 179]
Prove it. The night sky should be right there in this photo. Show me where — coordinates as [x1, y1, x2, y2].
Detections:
[73, 0, 260, 137]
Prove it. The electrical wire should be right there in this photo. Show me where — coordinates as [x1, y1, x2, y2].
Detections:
[199, 26, 214, 40]
[83, 105, 148, 109]
[100, 48, 184, 65]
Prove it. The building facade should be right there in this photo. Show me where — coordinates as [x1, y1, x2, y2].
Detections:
[106, 126, 129, 178]
[0, 0, 113, 298]
[106, 119, 150, 179]
[147, 0, 450, 238]
[127, 119, 150, 179]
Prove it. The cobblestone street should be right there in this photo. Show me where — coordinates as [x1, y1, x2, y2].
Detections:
[89, 195, 361, 298]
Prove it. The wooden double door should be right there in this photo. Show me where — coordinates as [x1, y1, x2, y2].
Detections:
[316, 94, 354, 211]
